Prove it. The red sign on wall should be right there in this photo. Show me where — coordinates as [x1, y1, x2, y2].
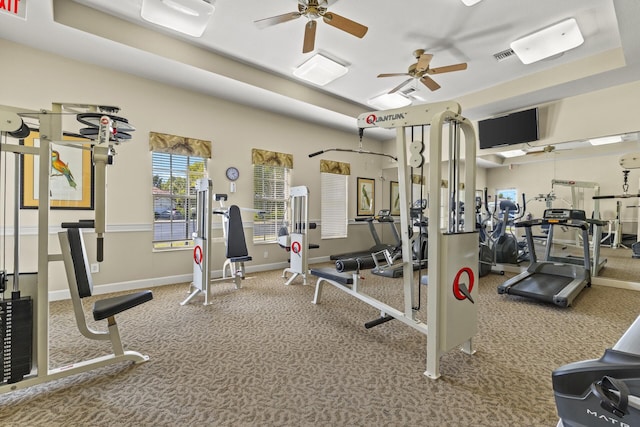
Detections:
[1, 0, 26, 19]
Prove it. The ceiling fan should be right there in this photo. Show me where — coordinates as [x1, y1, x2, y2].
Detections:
[254, 0, 368, 53]
[378, 49, 468, 93]
[526, 145, 558, 155]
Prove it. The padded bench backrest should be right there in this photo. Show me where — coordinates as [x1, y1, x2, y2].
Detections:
[67, 228, 94, 298]
[226, 205, 249, 259]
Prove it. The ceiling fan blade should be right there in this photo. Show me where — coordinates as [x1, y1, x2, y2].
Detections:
[420, 75, 441, 91]
[427, 63, 468, 74]
[302, 20, 317, 53]
[322, 13, 368, 38]
[254, 12, 302, 29]
[388, 78, 413, 94]
[377, 73, 410, 78]
[415, 53, 433, 72]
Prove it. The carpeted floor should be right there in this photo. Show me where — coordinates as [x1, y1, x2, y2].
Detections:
[2, 265, 640, 426]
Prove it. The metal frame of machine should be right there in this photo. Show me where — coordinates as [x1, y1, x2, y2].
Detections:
[312, 101, 478, 379]
[0, 102, 149, 394]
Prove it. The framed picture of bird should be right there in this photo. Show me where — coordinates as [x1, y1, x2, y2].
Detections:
[20, 131, 94, 210]
[390, 181, 400, 216]
[356, 177, 375, 217]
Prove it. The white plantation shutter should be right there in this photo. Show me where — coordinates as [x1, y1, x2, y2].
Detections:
[253, 164, 290, 243]
[321, 172, 348, 239]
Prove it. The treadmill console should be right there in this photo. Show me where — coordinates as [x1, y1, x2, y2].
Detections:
[543, 209, 586, 222]
[376, 209, 394, 222]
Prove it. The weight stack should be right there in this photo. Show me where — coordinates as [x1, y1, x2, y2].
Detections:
[1, 297, 33, 384]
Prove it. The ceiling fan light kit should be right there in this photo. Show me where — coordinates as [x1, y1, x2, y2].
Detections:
[293, 54, 348, 86]
[140, 0, 214, 37]
[510, 18, 584, 65]
[254, 0, 368, 53]
[377, 49, 468, 94]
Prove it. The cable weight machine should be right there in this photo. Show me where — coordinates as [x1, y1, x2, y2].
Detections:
[182, 178, 253, 305]
[311, 101, 478, 379]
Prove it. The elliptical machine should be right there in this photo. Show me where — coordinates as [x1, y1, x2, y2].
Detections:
[478, 189, 529, 275]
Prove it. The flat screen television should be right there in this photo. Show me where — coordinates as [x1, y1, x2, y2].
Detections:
[478, 108, 539, 149]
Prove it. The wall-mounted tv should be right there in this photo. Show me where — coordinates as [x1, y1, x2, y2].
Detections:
[478, 108, 539, 149]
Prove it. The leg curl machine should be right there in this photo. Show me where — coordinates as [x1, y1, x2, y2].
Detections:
[311, 101, 478, 379]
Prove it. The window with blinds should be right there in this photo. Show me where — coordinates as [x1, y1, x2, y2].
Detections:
[253, 164, 290, 243]
[152, 152, 206, 249]
[321, 172, 348, 239]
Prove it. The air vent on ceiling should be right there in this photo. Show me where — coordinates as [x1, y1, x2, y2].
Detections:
[493, 48, 516, 62]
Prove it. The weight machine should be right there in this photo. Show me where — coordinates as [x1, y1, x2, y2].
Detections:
[279, 186, 319, 285]
[595, 156, 640, 258]
[0, 102, 151, 394]
[182, 178, 252, 305]
[311, 101, 478, 379]
[551, 179, 606, 276]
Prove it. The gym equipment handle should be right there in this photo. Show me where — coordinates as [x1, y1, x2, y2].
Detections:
[365, 315, 394, 329]
[308, 150, 324, 158]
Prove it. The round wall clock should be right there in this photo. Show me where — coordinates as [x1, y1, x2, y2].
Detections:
[225, 166, 240, 181]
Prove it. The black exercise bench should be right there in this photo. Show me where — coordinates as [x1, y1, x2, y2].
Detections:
[61, 225, 152, 362]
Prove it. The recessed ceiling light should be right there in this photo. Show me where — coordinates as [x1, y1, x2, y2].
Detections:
[500, 149, 526, 158]
[589, 135, 623, 146]
[461, 0, 483, 6]
[293, 54, 348, 86]
[367, 93, 412, 110]
[510, 18, 584, 65]
[141, 0, 215, 37]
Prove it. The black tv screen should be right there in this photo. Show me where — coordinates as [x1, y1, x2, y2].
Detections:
[478, 108, 539, 149]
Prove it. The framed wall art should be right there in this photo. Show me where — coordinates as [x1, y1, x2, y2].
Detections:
[357, 177, 375, 216]
[21, 131, 94, 210]
[390, 181, 400, 216]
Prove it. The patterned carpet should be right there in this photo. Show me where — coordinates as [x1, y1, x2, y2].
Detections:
[2, 265, 640, 426]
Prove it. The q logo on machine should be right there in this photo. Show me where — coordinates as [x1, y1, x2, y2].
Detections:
[366, 114, 377, 125]
[193, 245, 203, 271]
[291, 241, 302, 256]
[452, 267, 475, 304]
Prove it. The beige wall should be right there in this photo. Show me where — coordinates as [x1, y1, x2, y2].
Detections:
[3, 36, 640, 294]
[0, 39, 390, 293]
[485, 79, 640, 227]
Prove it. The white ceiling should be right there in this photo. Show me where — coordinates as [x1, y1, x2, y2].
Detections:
[1, 0, 639, 149]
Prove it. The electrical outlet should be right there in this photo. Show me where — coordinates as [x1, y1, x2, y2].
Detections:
[263, 251, 268, 259]
[90, 263, 99, 273]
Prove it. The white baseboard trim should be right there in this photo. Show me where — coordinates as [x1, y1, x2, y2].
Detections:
[592, 276, 640, 291]
[48, 261, 299, 301]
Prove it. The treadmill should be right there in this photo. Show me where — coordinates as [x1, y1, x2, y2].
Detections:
[497, 209, 591, 308]
[329, 209, 401, 261]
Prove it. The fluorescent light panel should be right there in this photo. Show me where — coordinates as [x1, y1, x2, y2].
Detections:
[141, 0, 214, 37]
[589, 135, 623, 146]
[500, 149, 526, 158]
[367, 93, 411, 110]
[293, 54, 348, 86]
[510, 18, 584, 65]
